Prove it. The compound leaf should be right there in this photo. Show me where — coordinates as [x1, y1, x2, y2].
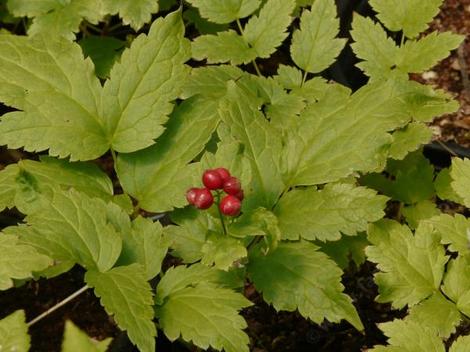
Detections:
[442, 255, 470, 317]
[62, 321, 112, 352]
[186, 0, 261, 23]
[366, 220, 448, 308]
[247, 241, 363, 330]
[116, 95, 220, 213]
[201, 235, 247, 271]
[156, 283, 252, 352]
[85, 264, 156, 352]
[0, 310, 29, 352]
[243, 0, 296, 58]
[0, 234, 52, 290]
[102, 11, 190, 153]
[291, 0, 346, 73]
[369, 0, 443, 38]
[426, 214, 470, 255]
[450, 158, 470, 208]
[102, 0, 159, 30]
[275, 183, 387, 241]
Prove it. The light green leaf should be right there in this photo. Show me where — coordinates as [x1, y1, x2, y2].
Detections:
[371, 319, 444, 352]
[402, 200, 440, 229]
[442, 255, 470, 317]
[389, 122, 432, 160]
[351, 15, 399, 79]
[406, 293, 461, 338]
[0, 233, 52, 290]
[275, 183, 388, 241]
[85, 264, 156, 352]
[450, 336, 470, 352]
[62, 321, 112, 352]
[0, 164, 19, 211]
[102, 0, 159, 30]
[426, 214, 470, 255]
[398, 32, 464, 73]
[156, 283, 252, 352]
[243, 0, 295, 58]
[116, 96, 220, 213]
[102, 11, 190, 153]
[117, 217, 169, 280]
[434, 168, 464, 204]
[366, 220, 448, 308]
[183, 7, 229, 34]
[291, 0, 346, 73]
[23, 189, 122, 272]
[79, 36, 125, 79]
[319, 233, 369, 269]
[274, 64, 303, 89]
[191, 30, 254, 65]
[0, 34, 106, 160]
[201, 235, 247, 271]
[0, 310, 30, 352]
[186, 0, 261, 23]
[369, 0, 443, 38]
[450, 158, 470, 207]
[219, 80, 284, 209]
[8, 0, 104, 39]
[248, 241, 363, 330]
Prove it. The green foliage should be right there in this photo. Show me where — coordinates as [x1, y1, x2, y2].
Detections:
[101, 0, 159, 30]
[79, 36, 125, 79]
[186, 0, 261, 24]
[62, 321, 112, 352]
[85, 264, 156, 352]
[0, 310, 30, 352]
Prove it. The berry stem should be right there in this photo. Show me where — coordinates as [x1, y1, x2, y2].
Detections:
[216, 191, 228, 236]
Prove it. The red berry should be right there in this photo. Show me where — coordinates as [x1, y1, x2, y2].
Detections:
[193, 188, 214, 209]
[219, 195, 241, 216]
[202, 169, 224, 190]
[186, 188, 199, 204]
[223, 177, 241, 195]
[234, 189, 244, 201]
[214, 167, 231, 182]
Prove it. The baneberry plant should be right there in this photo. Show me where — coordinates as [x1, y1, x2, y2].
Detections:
[0, 0, 468, 351]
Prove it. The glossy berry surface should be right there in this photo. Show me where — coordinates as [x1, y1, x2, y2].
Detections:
[186, 188, 199, 205]
[202, 169, 224, 190]
[219, 195, 241, 216]
[234, 189, 244, 201]
[214, 167, 231, 182]
[193, 188, 214, 209]
[223, 177, 241, 195]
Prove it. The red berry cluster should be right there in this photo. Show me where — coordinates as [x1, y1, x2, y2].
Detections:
[186, 168, 244, 216]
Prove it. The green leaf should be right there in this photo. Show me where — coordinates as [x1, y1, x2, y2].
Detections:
[0, 233, 52, 290]
[0, 164, 19, 211]
[0, 310, 30, 352]
[398, 32, 464, 73]
[450, 336, 470, 352]
[369, 0, 443, 38]
[248, 241, 363, 330]
[62, 321, 112, 352]
[7, 0, 104, 39]
[0, 34, 106, 160]
[442, 255, 470, 317]
[79, 36, 125, 79]
[319, 233, 369, 269]
[156, 282, 252, 352]
[426, 214, 470, 255]
[186, 0, 261, 23]
[243, 0, 295, 58]
[350, 15, 399, 79]
[219, 80, 284, 209]
[366, 220, 448, 308]
[371, 319, 444, 352]
[116, 96, 220, 213]
[434, 168, 464, 204]
[291, 0, 346, 73]
[23, 189, 122, 272]
[191, 30, 254, 65]
[102, 0, 159, 30]
[201, 235, 247, 271]
[183, 7, 229, 34]
[85, 264, 156, 352]
[402, 200, 440, 229]
[275, 183, 388, 241]
[450, 158, 470, 207]
[117, 217, 169, 280]
[389, 122, 433, 160]
[274, 64, 303, 89]
[102, 11, 190, 153]
[406, 293, 461, 338]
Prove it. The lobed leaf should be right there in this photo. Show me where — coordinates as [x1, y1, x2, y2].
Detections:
[62, 321, 112, 352]
[0, 310, 30, 352]
[186, 0, 261, 24]
[426, 214, 470, 255]
[102, 0, 159, 30]
[441, 255, 470, 317]
[450, 158, 470, 208]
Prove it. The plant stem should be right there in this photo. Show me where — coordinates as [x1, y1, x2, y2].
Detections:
[27, 285, 89, 327]
[216, 192, 228, 235]
[400, 32, 405, 47]
[110, 148, 117, 164]
[301, 70, 308, 87]
[236, 18, 262, 77]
